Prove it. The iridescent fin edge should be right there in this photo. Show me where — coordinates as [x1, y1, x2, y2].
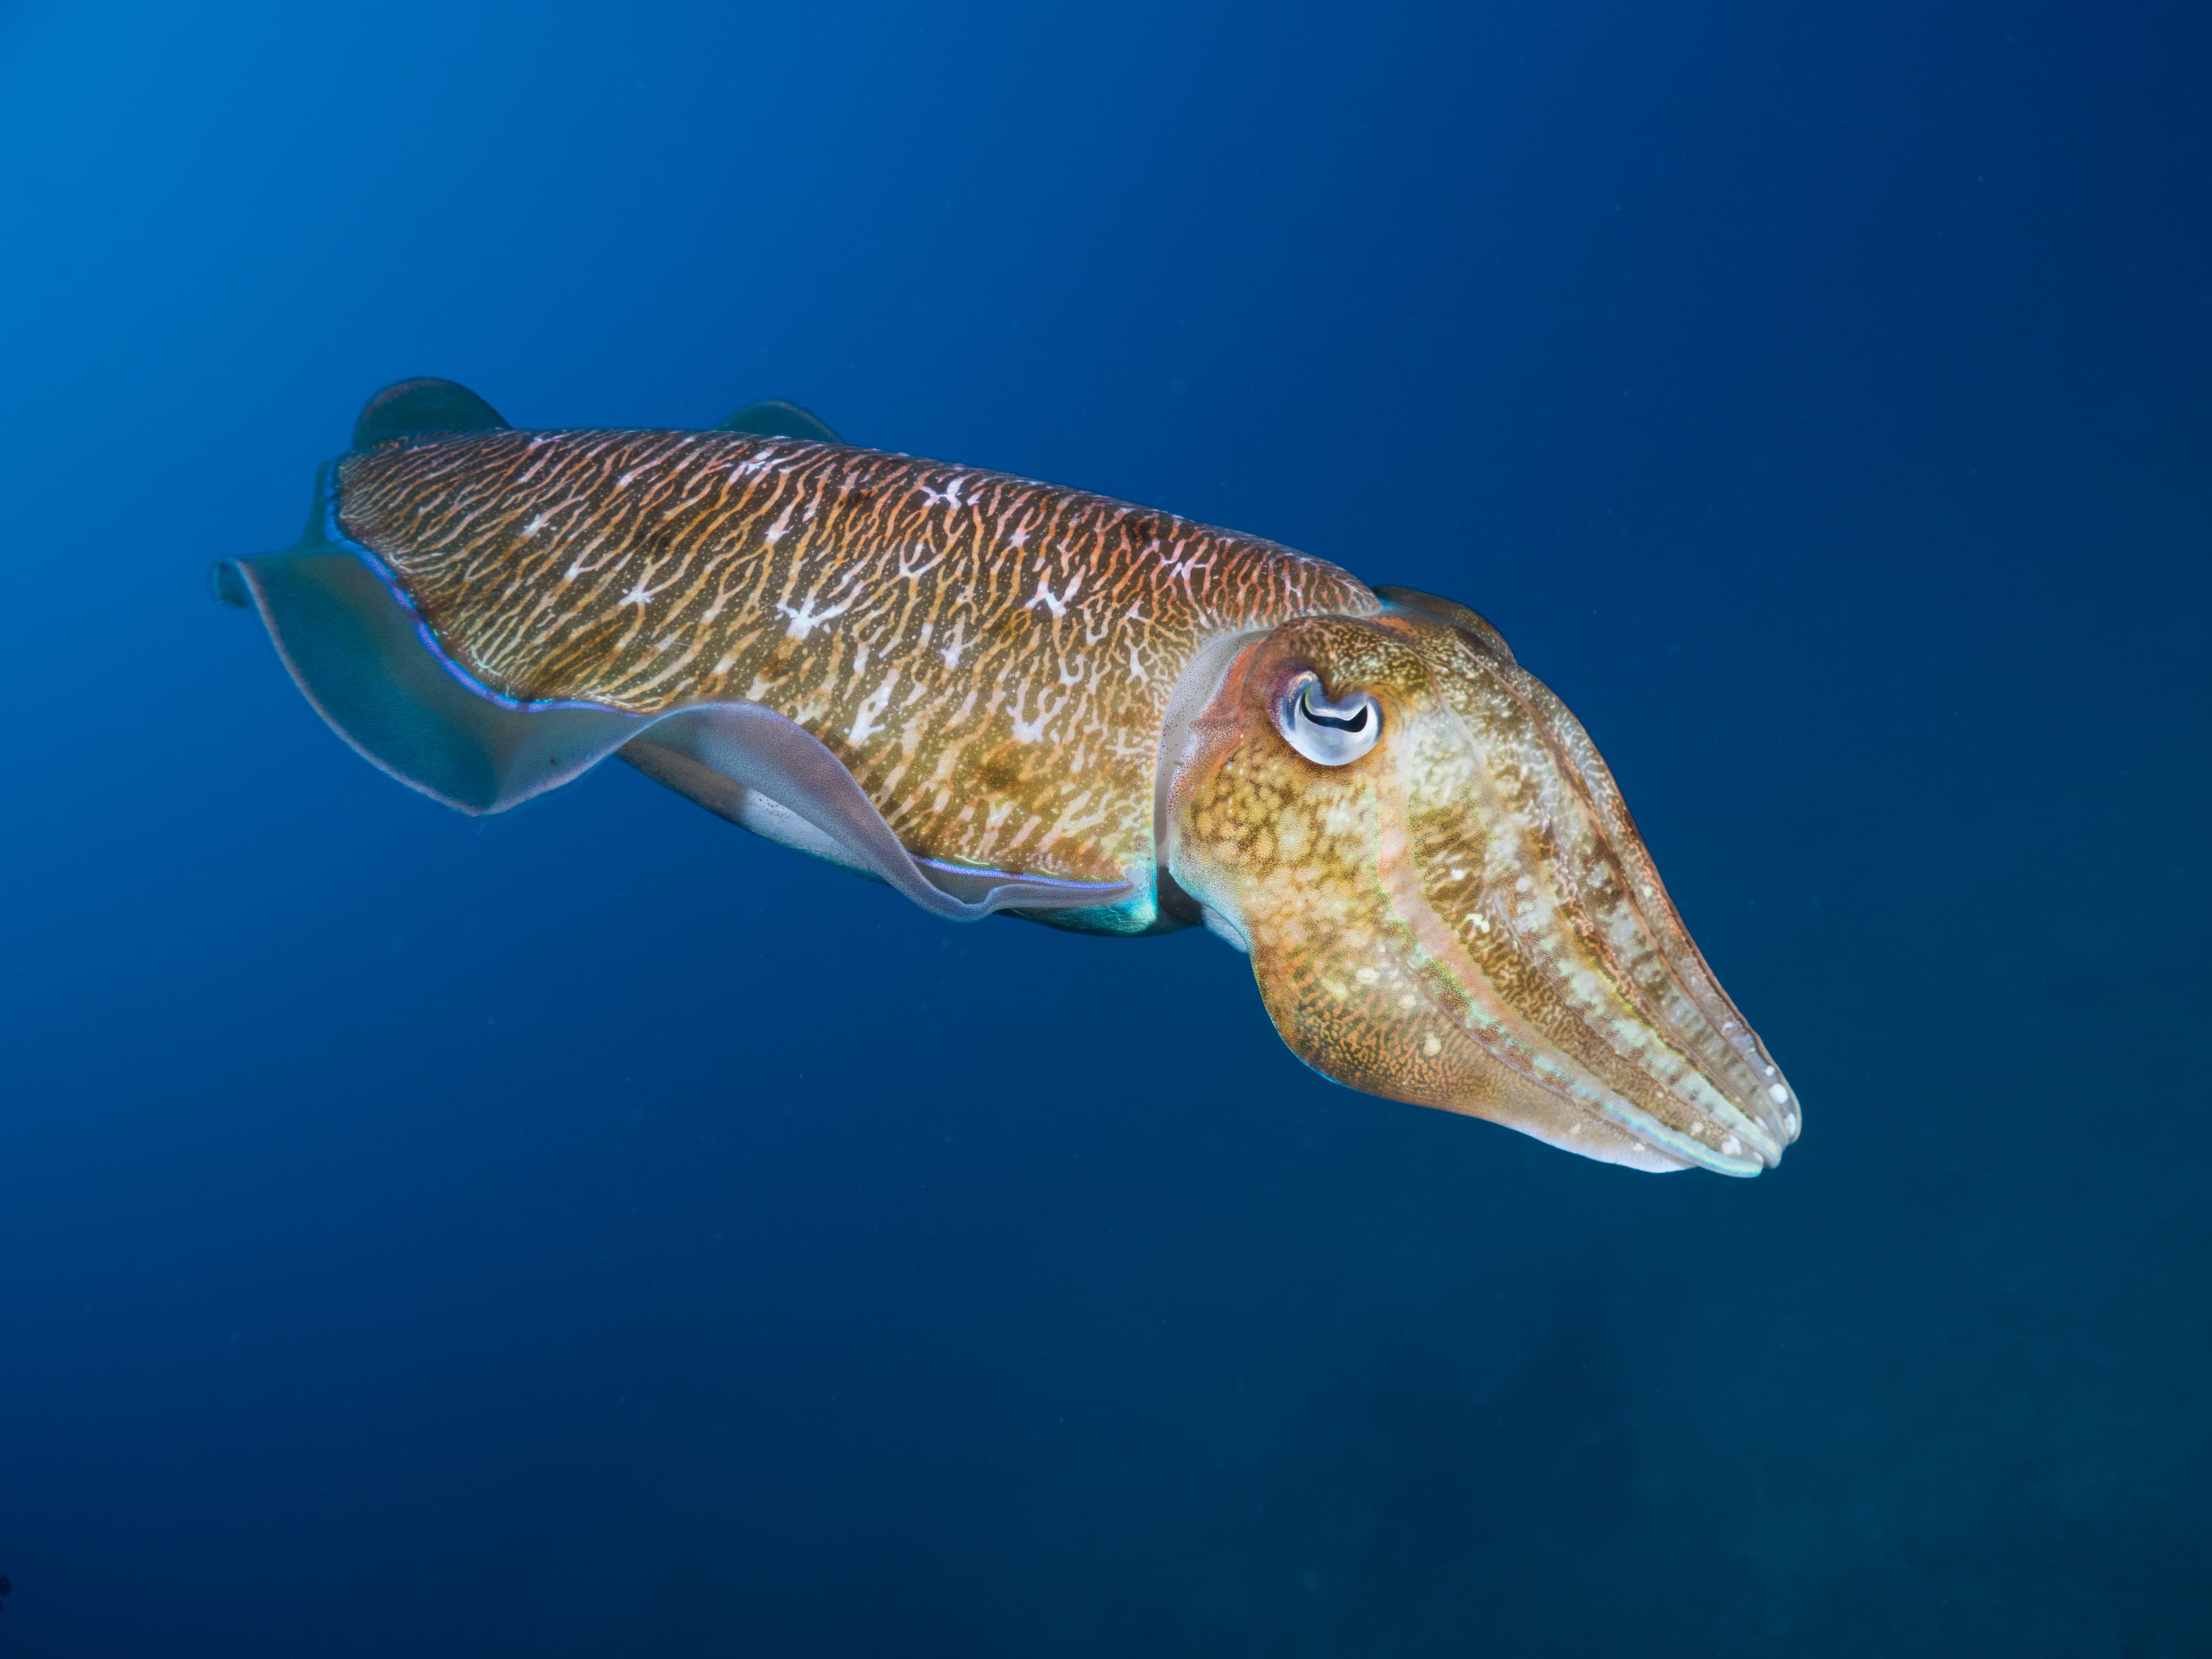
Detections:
[217, 548, 641, 815]
[630, 706, 1130, 920]
[217, 534, 1127, 922]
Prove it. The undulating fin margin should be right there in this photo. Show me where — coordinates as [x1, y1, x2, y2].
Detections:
[212, 457, 1129, 925]
[716, 398, 843, 444]
[216, 457, 615, 721]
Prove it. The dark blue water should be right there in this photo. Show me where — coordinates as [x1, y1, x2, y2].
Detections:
[3, 2, 2207, 1652]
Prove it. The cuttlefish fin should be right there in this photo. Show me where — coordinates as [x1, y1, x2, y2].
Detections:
[715, 399, 842, 444]
[216, 499, 1122, 920]
[624, 709, 1131, 920]
[350, 378, 511, 450]
[214, 537, 641, 815]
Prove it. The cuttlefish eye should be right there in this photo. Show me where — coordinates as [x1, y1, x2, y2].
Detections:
[1275, 670, 1382, 766]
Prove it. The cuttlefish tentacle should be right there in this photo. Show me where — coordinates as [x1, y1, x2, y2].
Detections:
[221, 378, 1798, 1175]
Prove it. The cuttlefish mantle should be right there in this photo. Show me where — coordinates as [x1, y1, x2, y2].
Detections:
[219, 378, 1801, 1176]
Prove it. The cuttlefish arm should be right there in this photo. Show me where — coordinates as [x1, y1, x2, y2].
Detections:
[1164, 605, 1798, 1175]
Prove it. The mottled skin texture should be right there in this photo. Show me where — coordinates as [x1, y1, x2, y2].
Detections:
[340, 429, 1373, 930]
[1167, 612, 1797, 1172]
[326, 423, 1796, 1171]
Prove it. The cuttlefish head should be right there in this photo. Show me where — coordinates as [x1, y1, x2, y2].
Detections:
[1164, 591, 1798, 1175]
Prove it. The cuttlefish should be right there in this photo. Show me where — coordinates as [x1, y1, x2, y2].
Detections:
[217, 379, 1798, 1175]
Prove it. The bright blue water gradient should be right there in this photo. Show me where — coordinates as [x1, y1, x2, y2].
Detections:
[2, 1, 2207, 1652]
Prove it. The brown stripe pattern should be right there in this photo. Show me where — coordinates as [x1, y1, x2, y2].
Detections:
[337, 430, 1376, 910]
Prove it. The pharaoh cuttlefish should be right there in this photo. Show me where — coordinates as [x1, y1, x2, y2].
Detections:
[218, 380, 1798, 1176]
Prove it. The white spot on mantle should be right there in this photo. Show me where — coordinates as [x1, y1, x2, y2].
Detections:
[1025, 578, 1069, 619]
[776, 596, 852, 639]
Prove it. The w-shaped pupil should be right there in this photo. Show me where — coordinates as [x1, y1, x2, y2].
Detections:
[1300, 688, 1369, 732]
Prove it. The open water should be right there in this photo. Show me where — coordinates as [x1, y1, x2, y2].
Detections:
[2, 1, 2207, 1652]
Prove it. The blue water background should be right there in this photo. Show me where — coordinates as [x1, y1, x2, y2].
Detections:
[3, 2, 2207, 1651]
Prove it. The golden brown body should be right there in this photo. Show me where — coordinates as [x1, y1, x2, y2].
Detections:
[224, 381, 1798, 1174]
[341, 430, 1372, 923]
